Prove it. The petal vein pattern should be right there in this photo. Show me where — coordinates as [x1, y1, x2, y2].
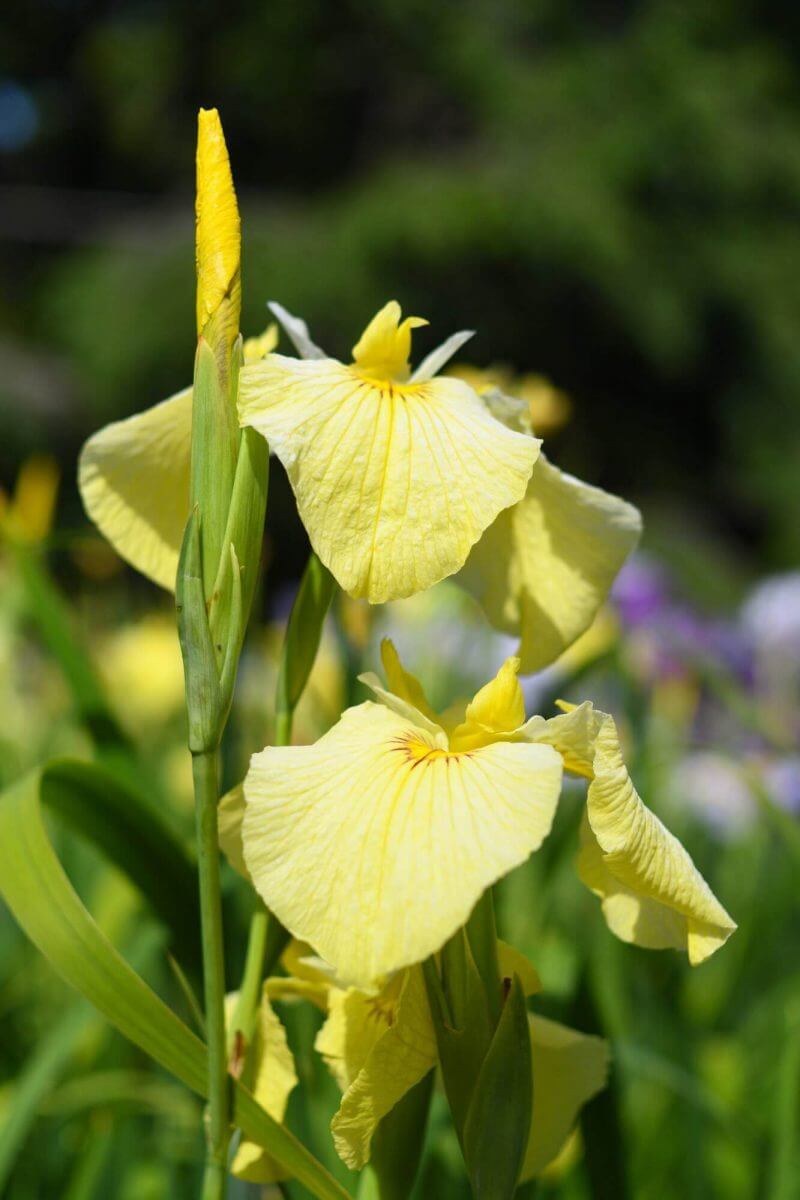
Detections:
[238, 357, 538, 603]
[243, 702, 563, 988]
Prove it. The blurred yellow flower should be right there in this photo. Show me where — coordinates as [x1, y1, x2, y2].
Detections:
[0, 455, 59, 544]
[242, 641, 734, 991]
[447, 365, 572, 439]
[238, 301, 539, 604]
[97, 613, 186, 731]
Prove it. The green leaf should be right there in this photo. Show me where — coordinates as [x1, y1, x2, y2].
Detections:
[0, 762, 351, 1200]
[276, 553, 336, 728]
[462, 976, 532, 1200]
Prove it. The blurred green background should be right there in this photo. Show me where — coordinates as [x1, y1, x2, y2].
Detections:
[2, 3, 800, 1199]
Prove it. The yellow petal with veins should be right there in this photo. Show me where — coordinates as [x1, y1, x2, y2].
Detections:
[460, 453, 641, 673]
[319, 967, 437, 1170]
[78, 388, 192, 590]
[523, 702, 736, 962]
[351, 301, 428, 384]
[243, 701, 563, 988]
[521, 1015, 608, 1179]
[238, 351, 538, 604]
[195, 108, 240, 340]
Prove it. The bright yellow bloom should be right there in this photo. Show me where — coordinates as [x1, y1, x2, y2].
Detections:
[242, 643, 734, 991]
[269, 940, 606, 1177]
[459, 386, 642, 673]
[238, 301, 539, 603]
[224, 987, 297, 1183]
[78, 326, 276, 590]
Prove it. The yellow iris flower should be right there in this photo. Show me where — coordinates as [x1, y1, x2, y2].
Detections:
[78, 108, 276, 591]
[458, 383, 642, 673]
[268, 940, 607, 1178]
[237, 302, 539, 604]
[242, 640, 735, 991]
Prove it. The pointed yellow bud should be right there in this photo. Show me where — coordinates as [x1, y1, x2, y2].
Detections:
[351, 301, 428, 383]
[195, 107, 241, 341]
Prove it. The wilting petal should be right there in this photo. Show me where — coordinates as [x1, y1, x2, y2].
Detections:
[460, 454, 641, 673]
[521, 1015, 608, 1180]
[238, 356, 538, 603]
[524, 703, 736, 962]
[228, 989, 298, 1183]
[79, 388, 192, 591]
[243, 701, 563, 987]
[319, 967, 437, 1169]
[268, 301, 326, 360]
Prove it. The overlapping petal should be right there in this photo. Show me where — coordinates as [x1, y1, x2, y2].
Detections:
[521, 1015, 608, 1180]
[243, 701, 563, 988]
[78, 388, 193, 590]
[225, 988, 297, 1183]
[316, 967, 437, 1170]
[524, 702, 736, 962]
[461, 453, 642, 673]
[238, 353, 538, 603]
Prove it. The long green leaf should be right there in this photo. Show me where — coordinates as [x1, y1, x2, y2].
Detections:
[0, 763, 351, 1200]
[39, 759, 201, 975]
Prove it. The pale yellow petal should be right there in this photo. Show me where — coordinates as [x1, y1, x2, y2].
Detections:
[325, 968, 437, 1169]
[243, 701, 563, 988]
[218, 784, 248, 879]
[78, 389, 192, 590]
[242, 322, 278, 363]
[196, 108, 240, 339]
[238, 356, 538, 603]
[228, 989, 298, 1183]
[525, 704, 736, 962]
[521, 1015, 608, 1180]
[460, 454, 642, 673]
[497, 941, 542, 997]
[379, 638, 439, 724]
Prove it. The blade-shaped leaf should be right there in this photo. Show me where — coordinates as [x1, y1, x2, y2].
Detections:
[0, 762, 351, 1200]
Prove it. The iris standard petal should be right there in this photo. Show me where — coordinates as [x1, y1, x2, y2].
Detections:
[521, 1015, 608, 1180]
[78, 387, 192, 591]
[238, 356, 538, 603]
[524, 703, 736, 962]
[460, 454, 642, 673]
[242, 701, 563, 988]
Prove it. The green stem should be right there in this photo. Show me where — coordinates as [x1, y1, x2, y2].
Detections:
[228, 905, 270, 1056]
[192, 749, 230, 1198]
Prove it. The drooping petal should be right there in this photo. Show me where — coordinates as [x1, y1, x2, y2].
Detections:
[78, 388, 192, 591]
[460, 454, 642, 673]
[320, 967, 437, 1170]
[227, 988, 298, 1183]
[521, 1015, 608, 1180]
[524, 703, 736, 962]
[243, 701, 563, 988]
[238, 356, 538, 603]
